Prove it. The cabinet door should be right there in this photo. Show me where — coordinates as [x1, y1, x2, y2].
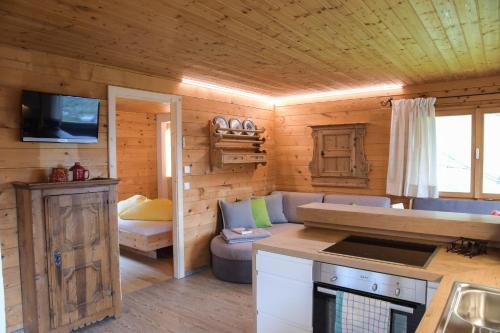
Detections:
[318, 129, 355, 177]
[45, 192, 113, 328]
[256, 251, 313, 333]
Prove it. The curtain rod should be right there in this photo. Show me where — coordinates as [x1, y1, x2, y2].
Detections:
[381, 91, 500, 107]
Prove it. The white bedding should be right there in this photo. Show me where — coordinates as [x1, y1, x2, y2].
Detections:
[118, 218, 172, 236]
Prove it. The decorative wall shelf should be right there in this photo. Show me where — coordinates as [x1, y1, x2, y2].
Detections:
[309, 123, 370, 188]
[209, 120, 267, 170]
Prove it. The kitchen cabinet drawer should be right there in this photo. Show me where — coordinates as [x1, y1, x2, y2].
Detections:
[256, 271, 313, 330]
[258, 312, 312, 333]
[256, 250, 312, 283]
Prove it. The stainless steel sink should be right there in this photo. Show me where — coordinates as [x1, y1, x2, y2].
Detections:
[436, 282, 500, 332]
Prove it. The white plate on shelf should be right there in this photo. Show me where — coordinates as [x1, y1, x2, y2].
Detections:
[242, 119, 257, 136]
[228, 118, 243, 135]
[212, 116, 228, 133]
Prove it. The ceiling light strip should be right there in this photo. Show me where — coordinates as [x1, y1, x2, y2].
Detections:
[181, 78, 275, 103]
[181, 77, 403, 105]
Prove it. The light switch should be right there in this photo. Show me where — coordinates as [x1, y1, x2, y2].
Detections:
[183, 182, 190, 190]
[184, 165, 191, 174]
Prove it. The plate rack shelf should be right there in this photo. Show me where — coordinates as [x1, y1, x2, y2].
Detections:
[209, 120, 267, 171]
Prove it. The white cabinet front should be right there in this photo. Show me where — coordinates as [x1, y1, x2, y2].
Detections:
[256, 250, 313, 333]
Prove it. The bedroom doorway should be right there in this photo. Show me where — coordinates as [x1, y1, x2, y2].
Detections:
[108, 86, 185, 295]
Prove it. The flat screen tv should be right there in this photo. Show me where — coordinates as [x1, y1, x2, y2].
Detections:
[21, 90, 100, 143]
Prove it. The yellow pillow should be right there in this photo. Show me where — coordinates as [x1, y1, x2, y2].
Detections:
[119, 199, 173, 221]
[117, 195, 148, 215]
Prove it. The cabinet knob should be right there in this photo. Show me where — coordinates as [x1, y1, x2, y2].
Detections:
[330, 276, 338, 282]
[395, 288, 401, 297]
[371, 283, 378, 291]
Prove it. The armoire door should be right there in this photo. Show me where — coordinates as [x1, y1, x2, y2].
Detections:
[318, 129, 355, 177]
[44, 192, 113, 329]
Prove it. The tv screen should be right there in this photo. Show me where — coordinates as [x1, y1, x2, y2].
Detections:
[21, 90, 100, 143]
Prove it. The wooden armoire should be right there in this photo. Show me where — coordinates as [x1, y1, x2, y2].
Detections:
[13, 179, 121, 333]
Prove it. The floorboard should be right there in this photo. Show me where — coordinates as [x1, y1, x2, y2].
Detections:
[79, 270, 254, 333]
[119, 251, 174, 295]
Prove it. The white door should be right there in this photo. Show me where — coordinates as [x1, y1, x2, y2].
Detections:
[157, 113, 172, 199]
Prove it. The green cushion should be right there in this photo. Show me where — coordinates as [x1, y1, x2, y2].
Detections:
[251, 198, 272, 228]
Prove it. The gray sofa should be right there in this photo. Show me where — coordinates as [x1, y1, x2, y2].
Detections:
[412, 197, 500, 215]
[210, 192, 391, 283]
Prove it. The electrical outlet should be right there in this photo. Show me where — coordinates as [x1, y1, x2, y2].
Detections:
[183, 182, 190, 190]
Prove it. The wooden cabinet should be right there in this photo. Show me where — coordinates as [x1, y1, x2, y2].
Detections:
[309, 124, 370, 187]
[255, 251, 313, 333]
[13, 179, 121, 333]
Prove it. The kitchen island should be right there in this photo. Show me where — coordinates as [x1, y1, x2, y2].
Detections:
[252, 204, 500, 333]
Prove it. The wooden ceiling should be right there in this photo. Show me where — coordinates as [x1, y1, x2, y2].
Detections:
[0, 0, 498, 96]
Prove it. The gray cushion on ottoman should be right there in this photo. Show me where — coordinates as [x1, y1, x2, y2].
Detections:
[219, 199, 255, 229]
[257, 192, 287, 224]
[273, 191, 324, 223]
[324, 194, 391, 208]
[210, 223, 303, 283]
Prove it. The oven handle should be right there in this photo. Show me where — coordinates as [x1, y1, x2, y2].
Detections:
[316, 286, 414, 314]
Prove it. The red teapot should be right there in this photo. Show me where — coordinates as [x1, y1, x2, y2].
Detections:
[69, 162, 90, 181]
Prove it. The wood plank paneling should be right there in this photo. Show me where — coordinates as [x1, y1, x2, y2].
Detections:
[0, 1, 498, 95]
[116, 101, 159, 201]
[0, 44, 275, 332]
[274, 76, 500, 197]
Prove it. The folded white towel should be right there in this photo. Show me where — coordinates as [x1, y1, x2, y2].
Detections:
[335, 291, 390, 333]
[221, 228, 271, 244]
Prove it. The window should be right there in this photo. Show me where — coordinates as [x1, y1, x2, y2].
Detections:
[436, 115, 472, 194]
[436, 108, 500, 199]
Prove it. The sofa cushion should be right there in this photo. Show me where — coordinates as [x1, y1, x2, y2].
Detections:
[257, 192, 287, 224]
[273, 191, 324, 223]
[324, 194, 391, 208]
[210, 223, 302, 261]
[412, 198, 500, 215]
[219, 199, 256, 229]
[251, 198, 272, 227]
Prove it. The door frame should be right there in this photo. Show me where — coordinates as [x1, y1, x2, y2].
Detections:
[107, 86, 185, 279]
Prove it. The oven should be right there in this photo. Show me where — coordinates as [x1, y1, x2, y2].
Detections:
[313, 262, 429, 333]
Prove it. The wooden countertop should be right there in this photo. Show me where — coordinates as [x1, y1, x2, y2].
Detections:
[253, 226, 500, 333]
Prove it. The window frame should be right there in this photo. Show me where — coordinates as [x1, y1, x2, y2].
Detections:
[436, 105, 500, 200]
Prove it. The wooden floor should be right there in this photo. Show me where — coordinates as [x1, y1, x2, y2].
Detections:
[79, 270, 254, 333]
[119, 250, 174, 294]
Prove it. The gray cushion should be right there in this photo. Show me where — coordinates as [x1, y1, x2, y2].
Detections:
[210, 223, 302, 261]
[258, 192, 287, 224]
[219, 199, 255, 229]
[273, 191, 324, 223]
[412, 198, 500, 215]
[324, 194, 391, 208]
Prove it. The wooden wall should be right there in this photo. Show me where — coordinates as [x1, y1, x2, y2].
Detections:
[0, 44, 275, 332]
[274, 76, 500, 196]
[116, 106, 159, 201]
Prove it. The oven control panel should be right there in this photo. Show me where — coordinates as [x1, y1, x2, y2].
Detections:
[313, 262, 427, 305]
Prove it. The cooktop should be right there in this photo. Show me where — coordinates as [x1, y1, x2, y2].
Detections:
[321, 236, 438, 267]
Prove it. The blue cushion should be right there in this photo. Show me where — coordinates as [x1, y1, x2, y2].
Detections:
[257, 192, 288, 224]
[324, 194, 391, 208]
[412, 198, 500, 215]
[219, 199, 256, 229]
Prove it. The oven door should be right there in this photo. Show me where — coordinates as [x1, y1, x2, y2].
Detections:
[313, 283, 426, 333]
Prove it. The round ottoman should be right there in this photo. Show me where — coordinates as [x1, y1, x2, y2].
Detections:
[210, 235, 253, 284]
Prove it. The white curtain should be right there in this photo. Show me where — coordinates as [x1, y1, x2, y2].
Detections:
[386, 97, 438, 198]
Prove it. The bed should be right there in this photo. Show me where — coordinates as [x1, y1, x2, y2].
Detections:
[118, 217, 173, 256]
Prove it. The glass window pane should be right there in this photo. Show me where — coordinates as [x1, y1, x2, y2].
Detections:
[436, 115, 472, 193]
[483, 112, 500, 194]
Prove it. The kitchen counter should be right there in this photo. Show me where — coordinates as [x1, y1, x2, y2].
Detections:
[253, 226, 500, 333]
